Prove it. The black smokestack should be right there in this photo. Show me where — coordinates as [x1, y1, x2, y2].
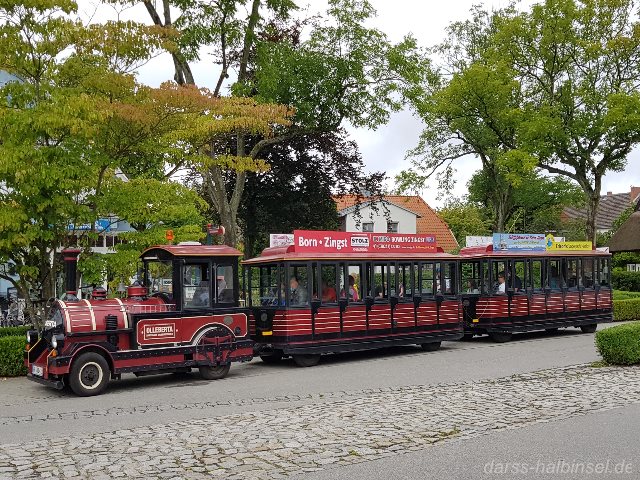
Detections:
[62, 248, 81, 301]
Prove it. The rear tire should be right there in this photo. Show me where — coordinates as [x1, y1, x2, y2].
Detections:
[420, 341, 441, 351]
[292, 354, 321, 367]
[69, 352, 110, 397]
[580, 324, 598, 334]
[260, 351, 283, 364]
[489, 332, 512, 343]
[199, 363, 230, 380]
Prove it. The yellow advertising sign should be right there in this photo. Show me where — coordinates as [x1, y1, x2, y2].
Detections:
[545, 235, 593, 251]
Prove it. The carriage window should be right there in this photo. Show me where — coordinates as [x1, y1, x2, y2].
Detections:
[183, 263, 210, 308]
[373, 264, 388, 300]
[491, 261, 507, 294]
[512, 260, 525, 292]
[440, 262, 456, 294]
[461, 261, 481, 294]
[289, 264, 309, 306]
[249, 265, 280, 307]
[420, 263, 435, 296]
[530, 260, 543, 290]
[565, 258, 579, 289]
[398, 263, 412, 298]
[582, 258, 594, 288]
[320, 264, 338, 303]
[147, 260, 173, 297]
[481, 261, 490, 294]
[341, 264, 363, 302]
[548, 259, 563, 289]
[598, 258, 611, 287]
[216, 265, 234, 303]
[388, 264, 398, 297]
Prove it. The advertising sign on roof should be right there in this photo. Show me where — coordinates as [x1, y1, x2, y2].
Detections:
[293, 230, 437, 253]
[269, 234, 294, 248]
[493, 233, 546, 252]
[545, 235, 592, 251]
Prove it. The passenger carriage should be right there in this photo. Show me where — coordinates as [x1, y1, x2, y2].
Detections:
[458, 244, 613, 342]
[25, 245, 253, 396]
[244, 230, 464, 366]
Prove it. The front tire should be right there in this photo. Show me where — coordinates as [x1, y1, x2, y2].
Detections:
[199, 363, 230, 380]
[69, 352, 110, 397]
[489, 332, 512, 343]
[293, 354, 321, 367]
[580, 324, 598, 333]
[420, 341, 441, 351]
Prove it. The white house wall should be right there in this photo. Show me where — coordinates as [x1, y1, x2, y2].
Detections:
[343, 202, 417, 234]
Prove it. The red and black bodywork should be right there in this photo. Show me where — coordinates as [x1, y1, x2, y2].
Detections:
[458, 245, 613, 341]
[25, 245, 253, 396]
[243, 245, 464, 366]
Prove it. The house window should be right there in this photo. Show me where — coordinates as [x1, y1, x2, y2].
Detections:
[387, 222, 399, 233]
[362, 222, 374, 232]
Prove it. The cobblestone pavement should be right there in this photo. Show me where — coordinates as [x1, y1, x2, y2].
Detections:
[0, 364, 638, 479]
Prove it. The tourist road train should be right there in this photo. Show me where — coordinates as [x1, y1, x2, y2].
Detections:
[25, 230, 612, 395]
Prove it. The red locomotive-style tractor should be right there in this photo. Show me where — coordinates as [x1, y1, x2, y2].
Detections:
[25, 245, 253, 396]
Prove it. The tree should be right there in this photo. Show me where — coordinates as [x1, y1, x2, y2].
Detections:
[117, 0, 428, 246]
[0, 0, 290, 311]
[239, 129, 385, 258]
[436, 198, 492, 248]
[395, 6, 530, 232]
[489, 0, 640, 243]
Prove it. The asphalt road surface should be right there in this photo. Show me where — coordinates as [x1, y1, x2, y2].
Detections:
[1, 324, 637, 479]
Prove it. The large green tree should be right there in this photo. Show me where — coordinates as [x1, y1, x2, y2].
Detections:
[0, 0, 290, 310]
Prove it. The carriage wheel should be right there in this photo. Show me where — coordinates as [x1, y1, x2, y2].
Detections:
[489, 332, 512, 343]
[420, 341, 441, 351]
[292, 354, 321, 367]
[199, 363, 231, 380]
[580, 324, 597, 334]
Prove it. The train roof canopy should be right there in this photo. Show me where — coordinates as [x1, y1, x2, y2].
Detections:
[141, 244, 242, 261]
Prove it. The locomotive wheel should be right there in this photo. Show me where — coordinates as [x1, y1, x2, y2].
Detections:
[199, 363, 230, 380]
[489, 332, 512, 343]
[69, 352, 110, 397]
[260, 351, 284, 364]
[580, 324, 598, 334]
[292, 354, 321, 367]
[420, 341, 441, 352]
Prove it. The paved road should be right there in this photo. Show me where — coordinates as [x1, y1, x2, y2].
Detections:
[2, 325, 637, 479]
[0, 327, 608, 445]
[302, 403, 640, 480]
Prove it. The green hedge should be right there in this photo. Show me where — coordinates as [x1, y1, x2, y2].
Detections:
[0, 336, 27, 377]
[613, 298, 640, 322]
[0, 326, 31, 338]
[613, 290, 640, 301]
[612, 271, 640, 292]
[595, 322, 640, 365]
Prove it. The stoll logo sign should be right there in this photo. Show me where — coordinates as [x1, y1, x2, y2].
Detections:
[143, 323, 176, 341]
[350, 235, 370, 248]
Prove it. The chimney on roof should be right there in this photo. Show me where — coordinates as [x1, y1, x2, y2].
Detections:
[607, 191, 613, 196]
[631, 186, 640, 202]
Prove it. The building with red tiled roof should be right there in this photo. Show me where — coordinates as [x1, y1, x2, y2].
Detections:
[562, 186, 640, 233]
[334, 195, 459, 252]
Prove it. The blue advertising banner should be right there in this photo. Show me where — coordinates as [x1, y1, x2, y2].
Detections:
[67, 219, 111, 233]
[492, 233, 546, 252]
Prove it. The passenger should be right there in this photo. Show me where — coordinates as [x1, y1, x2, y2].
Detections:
[192, 281, 210, 306]
[549, 266, 560, 289]
[374, 284, 385, 298]
[321, 281, 337, 302]
[217, 276, 234, 303]
[514, 275, 523, 292]
[467, 280, 480, 294]
[348, 275, 360, 301]
[496, 272, 507, 294]
[290, 276, 307, 305]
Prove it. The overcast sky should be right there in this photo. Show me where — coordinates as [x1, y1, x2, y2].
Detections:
[84, 0, 640, 208]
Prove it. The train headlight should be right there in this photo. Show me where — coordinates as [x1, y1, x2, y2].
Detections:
[51, 334, 64, 351]
[26, 330, 38, 345]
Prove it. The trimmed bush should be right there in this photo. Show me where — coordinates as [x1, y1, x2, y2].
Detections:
[596, 322, 640, 365]
[612, 270, 640, 292]
[0, 335, 27, 377]
[0, 325, 31, 338]
[613, 298, 640, 322]
[613, 290, 640, 301]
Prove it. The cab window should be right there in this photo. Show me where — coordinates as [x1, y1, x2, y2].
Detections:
[216, 264, 234, 303]
[183, 263, 210, 308]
